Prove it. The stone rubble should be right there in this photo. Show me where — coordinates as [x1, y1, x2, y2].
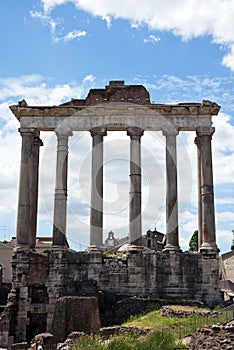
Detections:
[189, 320, 234, 350]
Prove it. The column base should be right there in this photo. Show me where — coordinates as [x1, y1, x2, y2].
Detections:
[51, 245, 68, 251]
[127, 245, 145, 253]
[199, 242, 219, 255]
[88, 245, 105, 253]
[14, 244, 31, 252]
[163, 244, 182, 253]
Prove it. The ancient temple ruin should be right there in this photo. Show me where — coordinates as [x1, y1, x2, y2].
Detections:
[0, 81, 222, 346]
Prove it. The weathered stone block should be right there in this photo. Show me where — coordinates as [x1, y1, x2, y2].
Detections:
[51, 296, 100, 343]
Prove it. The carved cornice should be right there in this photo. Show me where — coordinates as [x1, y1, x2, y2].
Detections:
[10, 100, 221, 120]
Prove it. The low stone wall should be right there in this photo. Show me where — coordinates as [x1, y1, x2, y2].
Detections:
[160, 305, 210, 318]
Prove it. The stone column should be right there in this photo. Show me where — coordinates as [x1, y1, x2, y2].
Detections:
[29, 134, 43, 248]
[196, 127, 218, 254]
[194, 136, 202, 249]
[90, 127, 107, 248]
[16, 128, 39, 248]
[127, 127, 144, 245]
[163, 129, 181, 252]
[52, 129, 72, 247]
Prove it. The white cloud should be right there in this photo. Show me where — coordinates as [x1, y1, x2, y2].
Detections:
[30, 10, 87, 43]
[38, 0, 234, 70]
[0, 74, 95, 107]
[101, 15, 112, 29]
[216, 211, 234, 223]
[213, 113, 234, 185]
[222, 44, 234, 71]
[216, 229, 233, 253]
[42, 0, 71, 13]
[216, 197, 234, 205]
[30, 10, 58, 37]
[56, 29, 87, 42]
[144, 34, 161, 44]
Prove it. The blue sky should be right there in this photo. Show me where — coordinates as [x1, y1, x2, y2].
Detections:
[0, 0, 234, 252]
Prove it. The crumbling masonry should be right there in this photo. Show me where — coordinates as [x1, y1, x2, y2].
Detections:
[0, 81, 222, 346]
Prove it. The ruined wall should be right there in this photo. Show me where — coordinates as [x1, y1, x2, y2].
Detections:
[47, 250, 221, 307]
[2, 249, 221, 346]
[11, 251, 49, 344]
[51, 296, 100, 343]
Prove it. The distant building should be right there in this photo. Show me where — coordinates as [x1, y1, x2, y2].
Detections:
[143, 229, 165, 251]
[219, 250, 234, 300]
[0, 237, 54, 284]
[220, 250, 234, 283]
[104, 231, 119, 248]
[104, 228, 166, 252]
[0, 241, 14, 284]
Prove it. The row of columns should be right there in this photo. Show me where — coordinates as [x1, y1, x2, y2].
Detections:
[16, 126, 218, 254]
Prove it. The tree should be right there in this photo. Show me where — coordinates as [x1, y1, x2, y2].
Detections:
[231, 230, 234, 251]
[189, 230, 198, 252]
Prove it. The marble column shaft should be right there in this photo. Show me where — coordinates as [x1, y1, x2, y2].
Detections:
[127, 127, 144, 244]
[196, 127, 218, 253]
[17, 128, 42, 248]
[163, 129, 180, 251]
[29, 134, 43, 248]
[90, 127, 107, 247]
[52, 130, 72, 246]
[194, 136, 202, 249]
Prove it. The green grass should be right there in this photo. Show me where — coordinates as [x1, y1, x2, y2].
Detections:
[124, 309, 194, 327]
[71, 335, 103, 350]
[71, 331, 187, 350]
[71, 305, 233, 350]
[123, 305, 234, 339]
[125, 310, 197, 338]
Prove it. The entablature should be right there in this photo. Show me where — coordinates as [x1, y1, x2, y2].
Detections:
[10, 101, 220, 132]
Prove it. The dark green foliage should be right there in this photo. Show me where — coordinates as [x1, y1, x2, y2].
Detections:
[231, 230, 234, 251]
[189, 230, 198, 252]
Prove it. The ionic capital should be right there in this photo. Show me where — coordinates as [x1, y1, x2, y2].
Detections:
[18, 127, 37, 135]
[55, 128, 73, 138]
[162, 128, 179, 137]
[127, 127, 144, 137]
[90, 127, 107, 137]
[196, 127, 215, 137]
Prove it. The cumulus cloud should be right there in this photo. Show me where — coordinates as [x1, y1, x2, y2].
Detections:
[36, 0, 234, 70]
[0, 74, 95, 107]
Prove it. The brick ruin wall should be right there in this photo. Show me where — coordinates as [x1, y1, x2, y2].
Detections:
[0, 250, 221, 346]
